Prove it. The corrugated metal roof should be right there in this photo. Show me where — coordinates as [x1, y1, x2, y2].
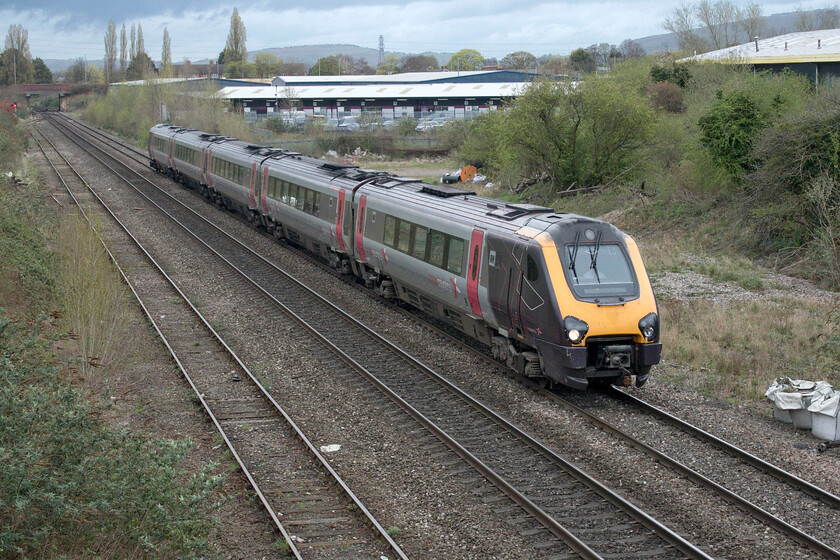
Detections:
[219, 82, 529, 100]
[682, 29, 840, 64]
[272, 70, 496, 86]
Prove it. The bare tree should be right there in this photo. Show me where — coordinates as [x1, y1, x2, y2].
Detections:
[737, 1, 764, 42]
[119, 24, 127, 79]
[130, 23, 136, 60]
[104, 20, 117, 84]
[663, 2, 709, 53]
[795, 7, 817, 31]
[224, 7, 247, 64]
[696, 0, 738, 50]
[619, 39, 645, 58]
[161, 27, 171, 74]
[820, 6, 840, 29]
[136, 23, 145, 55]
[5, 24, 31, 60]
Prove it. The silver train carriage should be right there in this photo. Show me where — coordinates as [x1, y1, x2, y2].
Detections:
[149, 124, 662, 389]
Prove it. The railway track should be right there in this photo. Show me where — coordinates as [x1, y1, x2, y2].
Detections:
[42, 114, 715, 559]
[30, 119, 408, 560]
[52, 113, 840, 559]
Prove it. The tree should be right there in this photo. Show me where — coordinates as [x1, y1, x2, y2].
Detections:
[136, 23, 145, 55]
[458, 78, 654, 188]
[217, 49, 226, 65]
[309, 56, 339, 75]
[161, 27, 172, 76]
[5, 24, 31, 60]
[696, 0, 737, 49]
[736, 2, 764, 42]
[119, 24, 127, 79]
[820, 7, 840, 29]
[569, 48, 596, 73]
[794, 7, 816, 31]
[224, 7, 247, 64]
[254, 52, 282, 78]
[32, 57, 52, 83]
[539, 56, 567, 75]
[619, 39, 645, 58]
[447, 49, 484, 71]
[0, 47, 33, 85]
[65, 57, 91, 83]
[699, 90, 766, 178]
[130, 24, 136, 60]
[376, 53, 400, 74]
[663, 2, 709, 54]
[500, 51, 537, 70]
[223, 60, 255, 79]
[125, 51, 156, 80]
[401, 54, 438, 72]
[104, 20, 117, 84]
[586, 43, 614, 67]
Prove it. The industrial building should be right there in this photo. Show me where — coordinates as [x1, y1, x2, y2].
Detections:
[682, 29, 840, 86]
[220, 72, 538, 121]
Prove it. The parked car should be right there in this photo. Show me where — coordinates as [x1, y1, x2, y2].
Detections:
[337, 116, 360, 132]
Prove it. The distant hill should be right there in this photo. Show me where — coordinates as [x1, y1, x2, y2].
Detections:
[249, 44, 453, 69]
[634, 8, 837, 53]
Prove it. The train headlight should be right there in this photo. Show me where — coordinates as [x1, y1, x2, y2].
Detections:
[638, 313, 659, 342]
[563, 316, 589, 345]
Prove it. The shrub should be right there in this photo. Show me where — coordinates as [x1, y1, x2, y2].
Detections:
[0, 316, 222, 557]
[650, 62, 691, 88]
[647, 81, 684, 113]
[698, 89, 765, 179]
[459, 78, 654, 190]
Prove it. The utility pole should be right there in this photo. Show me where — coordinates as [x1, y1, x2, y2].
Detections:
[13, 52, 17, 86]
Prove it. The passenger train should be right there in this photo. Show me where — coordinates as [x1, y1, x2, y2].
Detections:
[149, 124, 661, 389]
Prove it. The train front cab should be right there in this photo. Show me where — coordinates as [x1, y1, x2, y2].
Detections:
[534, 221, 661, 389]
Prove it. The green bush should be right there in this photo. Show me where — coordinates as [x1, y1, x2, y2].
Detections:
[0, 315, 222, 558]
[458, 76, 654, 190]
[698, 89, 765, 179]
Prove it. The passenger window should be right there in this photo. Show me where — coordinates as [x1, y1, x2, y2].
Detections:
[471, 246, 479, 281]
[281, 182, 289, 204]
[293, 186, 302, 210]
[412, 227, 428, 260]
[289, 186, 297, 208]
[447, 238, 465, 275]
[313, 192, 320, 214]
[428, 231, 445, 268]
[304, 188, 313, 213]
[398, 221, 411, 253]
[384, 216, 396, 247]
[526, 254, 539, 282]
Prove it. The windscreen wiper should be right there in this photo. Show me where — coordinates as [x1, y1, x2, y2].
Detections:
[568, 232, 581, 276]
[589, 231, 602, 270]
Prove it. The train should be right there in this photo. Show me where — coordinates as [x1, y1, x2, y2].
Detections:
[148, 124, 661, 389]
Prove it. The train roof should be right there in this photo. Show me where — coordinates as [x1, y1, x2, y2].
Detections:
[150, 124, 603, 238]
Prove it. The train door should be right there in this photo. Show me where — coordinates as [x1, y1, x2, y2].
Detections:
[200, 147, 207, 184]
[207, 150, 214, 187]
[168, 137, 175, 169]
[249, 162, 258, 208]
[467, 229, 483, 318]
[335, 190, 347, 252]
[355, 195, 368, 262]
[508, 243, 527, 333]
[261, 167, 269, 213]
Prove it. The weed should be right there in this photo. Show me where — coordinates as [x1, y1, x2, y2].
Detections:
[386, 525, 401, 538]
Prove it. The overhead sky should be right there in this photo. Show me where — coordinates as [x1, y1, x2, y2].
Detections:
[0, 0, 829, 62]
